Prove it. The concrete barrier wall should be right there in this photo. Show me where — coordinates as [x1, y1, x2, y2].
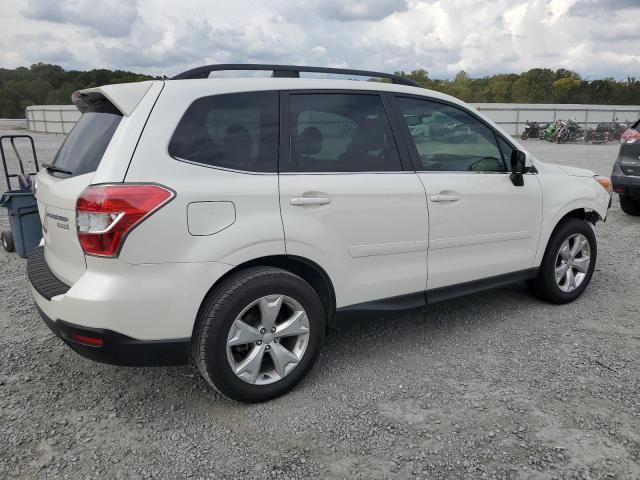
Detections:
[25, 102, 640, 136]
[25, 105, 81, 134]
[475, 103, 640, 135]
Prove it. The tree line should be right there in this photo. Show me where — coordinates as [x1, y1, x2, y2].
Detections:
[0, 63, 639, 118]
[394, 68, 640, 106]
[0, 63, 155, 118]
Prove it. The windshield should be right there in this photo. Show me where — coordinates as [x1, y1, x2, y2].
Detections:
[51, 111, 122, 177]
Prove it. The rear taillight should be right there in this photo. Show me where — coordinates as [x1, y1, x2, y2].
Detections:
[76, 184, 174, 257]
[620, 128, 640, 144]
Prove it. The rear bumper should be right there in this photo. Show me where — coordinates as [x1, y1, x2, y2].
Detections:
[36, 305, 190, 366]
[27, 247, 234, 366]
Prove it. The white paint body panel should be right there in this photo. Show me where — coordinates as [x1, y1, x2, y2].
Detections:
[419, 172, 543, 289]
[32, 77, 611, 341]
[279, 173, 428, 308]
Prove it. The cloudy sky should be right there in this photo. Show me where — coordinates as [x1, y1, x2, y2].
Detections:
[0, 0, 638, 79]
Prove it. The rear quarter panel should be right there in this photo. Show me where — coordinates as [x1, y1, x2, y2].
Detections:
[119, 81, 285, 266]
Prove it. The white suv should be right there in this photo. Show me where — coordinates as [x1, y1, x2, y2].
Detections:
[29, 65, 612, 402]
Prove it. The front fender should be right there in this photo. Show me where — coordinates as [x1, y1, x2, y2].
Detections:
[533, 175, 610, 266]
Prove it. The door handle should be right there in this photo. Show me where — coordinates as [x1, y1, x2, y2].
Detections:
[290, 196, 331, 206]
[430, 194, 459, 202]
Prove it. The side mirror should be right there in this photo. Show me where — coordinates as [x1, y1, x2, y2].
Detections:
[510, 150, 527, 187]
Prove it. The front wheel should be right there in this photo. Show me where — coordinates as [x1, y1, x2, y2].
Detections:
[620, 195, 640, 216]
[192, 267, 325, 402]
[521, 130, 529, 140]
[527, 218, 597, 304]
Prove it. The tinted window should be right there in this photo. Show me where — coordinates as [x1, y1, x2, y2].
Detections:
[397, 97, 506, 172]
[288, 94, 401, 172]
[497, 136, 515, 167]
[169, 91, 279, 172]
[52, 112, 122, 177]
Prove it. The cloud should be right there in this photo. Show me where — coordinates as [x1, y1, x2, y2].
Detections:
[0, 0, 638, 80]
[303, 0, 409, 21]
[568, 0, 640, 15]
[22, 0, 138, 37]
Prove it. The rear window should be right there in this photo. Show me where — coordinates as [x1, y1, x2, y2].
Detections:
[52, 111, 122, 177]
[168, 91, 279, 173]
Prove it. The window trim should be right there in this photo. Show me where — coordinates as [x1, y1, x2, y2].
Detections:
[167, 90, 280, 174]
[390, 94, 518, 174]
[279, 89, 413, 174]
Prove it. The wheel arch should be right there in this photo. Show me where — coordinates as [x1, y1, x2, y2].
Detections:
[534, 206, 599, 266]
[193, 255, 337, 337]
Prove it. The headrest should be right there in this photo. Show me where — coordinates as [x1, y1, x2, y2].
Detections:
[296, 126, 323, 156]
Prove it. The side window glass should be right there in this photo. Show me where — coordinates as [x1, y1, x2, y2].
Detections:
[289, 94, 402, 172]
[168, 91, 279, 172]
[497, 136, 514, 168]
[397, 97, 506, 172]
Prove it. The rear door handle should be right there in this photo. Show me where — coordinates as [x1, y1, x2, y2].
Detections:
[290, 196, 331, 206]
[430, 194, 459, 202]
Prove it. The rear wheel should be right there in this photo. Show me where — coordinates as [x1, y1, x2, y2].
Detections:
[193, 267, 325, 402]
[620, 195, 640, 216]
[1, 231, 14, 252]
[527, 218, 597, 304]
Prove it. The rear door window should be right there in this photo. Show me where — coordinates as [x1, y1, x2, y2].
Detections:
[168, 91, 279, 172]
[51, 111, 122, 177]
[287, 93, 402, 172]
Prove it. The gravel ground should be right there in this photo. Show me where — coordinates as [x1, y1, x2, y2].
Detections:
[1, 132, 639, 480]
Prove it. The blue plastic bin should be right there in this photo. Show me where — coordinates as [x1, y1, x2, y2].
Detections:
[0, 190, 42, 258]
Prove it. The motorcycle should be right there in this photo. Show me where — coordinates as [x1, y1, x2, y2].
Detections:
[554, 119, 584, 143]
[521, 121, 542, 140]
[541, 122, 558, 141]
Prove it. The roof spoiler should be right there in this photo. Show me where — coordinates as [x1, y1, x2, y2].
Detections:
[72, 81, 154, 116]
[170, 64, 422, 88]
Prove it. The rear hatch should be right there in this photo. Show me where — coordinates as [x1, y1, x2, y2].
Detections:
[35, 81, 160, 285]
[620, 120, 640, 177]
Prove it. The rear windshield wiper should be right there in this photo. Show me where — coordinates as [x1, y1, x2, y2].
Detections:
[42, 163, 73, 176]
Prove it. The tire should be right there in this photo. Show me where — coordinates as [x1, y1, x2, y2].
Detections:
[1, 231, 15, 253]
[527, 218, 597, 304]
[192, 267, 325, 403]
[620, 195, 640, 216]
[521, 130, 529, 140]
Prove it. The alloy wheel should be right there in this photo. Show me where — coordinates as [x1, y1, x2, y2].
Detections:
[226, 295, 310, 385]
[554, 233, 591, 293]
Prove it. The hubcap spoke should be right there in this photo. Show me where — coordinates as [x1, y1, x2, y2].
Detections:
[572, 255, 590, 273]
[276, 310, 309, 338]
[570, 236, 586, 258]
[566, 268, 577, 290]
[555, 263, 569, 283]
[269, 343, 300, 378]
[258, 295, 283, 332]
[558, 241, 572, 261]
[235, 344, 266, 384]
[228, 319, 262, 347]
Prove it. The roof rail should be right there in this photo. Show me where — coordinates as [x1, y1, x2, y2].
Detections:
[170, 64, 421, 88]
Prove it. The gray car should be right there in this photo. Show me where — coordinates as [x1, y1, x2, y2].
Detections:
[611, 120, 640, 216]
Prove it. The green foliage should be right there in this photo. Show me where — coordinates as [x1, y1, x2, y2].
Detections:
[0, 63, 156, 118]
[391, 68, 640, 106]
[1, 63, 639, 118]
